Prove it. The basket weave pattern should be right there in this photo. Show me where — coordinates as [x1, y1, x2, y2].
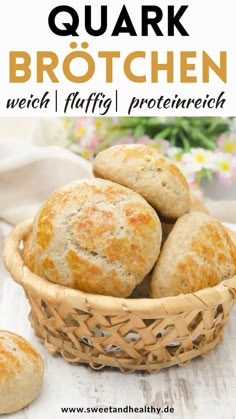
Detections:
[3, 220, 236, 373]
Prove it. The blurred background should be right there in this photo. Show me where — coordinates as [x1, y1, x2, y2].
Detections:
[0, 116, 236, 224]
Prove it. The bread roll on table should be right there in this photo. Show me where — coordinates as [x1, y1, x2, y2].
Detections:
[0, 330, 44, 414]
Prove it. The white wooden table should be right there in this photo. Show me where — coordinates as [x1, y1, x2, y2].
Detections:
[1, 220, 236, 419]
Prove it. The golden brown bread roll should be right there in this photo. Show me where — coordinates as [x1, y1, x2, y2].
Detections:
[23, 232, 35, 271]
[150, 212, 236, 298]
[93, 144, 190, 219]
[32, 178, 162, 297]
[0, 330, 44, 414]
[228, 228, 236, 246]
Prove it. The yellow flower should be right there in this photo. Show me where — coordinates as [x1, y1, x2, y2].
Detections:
[81, 150, 90, 159]
[173, 154, 182, 162]
[63, 119, 70, 129]
[194, 153, 206, 163]
[74, 127, 86, 138]
[95, 120, 102, 128]
[219, 160, 230, 172]
[222, 142, 236, 153]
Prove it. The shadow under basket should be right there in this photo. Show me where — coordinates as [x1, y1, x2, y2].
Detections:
[3, 220, 236, 373]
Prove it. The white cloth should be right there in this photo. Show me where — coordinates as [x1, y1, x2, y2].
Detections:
[0, 139, 92, 225]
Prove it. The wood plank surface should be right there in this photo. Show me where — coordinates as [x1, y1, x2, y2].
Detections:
[1, 220, 236, 419]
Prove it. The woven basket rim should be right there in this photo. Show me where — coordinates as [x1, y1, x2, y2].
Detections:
[3, 219, 236, 315]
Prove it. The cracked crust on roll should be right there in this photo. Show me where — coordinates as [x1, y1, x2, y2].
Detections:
[150, 212, 236, 298]
[93, 144, 190, 219]
[0, 331, 44, 414]
[33, 178, 162, 298]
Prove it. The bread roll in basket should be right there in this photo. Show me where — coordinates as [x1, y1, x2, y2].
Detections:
[3, 219, 236, 373]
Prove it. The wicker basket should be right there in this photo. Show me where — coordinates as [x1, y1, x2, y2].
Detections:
[3, 219, 236, 373]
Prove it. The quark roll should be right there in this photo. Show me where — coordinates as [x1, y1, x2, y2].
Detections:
[151, 212, 236, 298]
[32, 178, 162, 298]
[0, 331, 44, 414]
[93, 144, 190, 219]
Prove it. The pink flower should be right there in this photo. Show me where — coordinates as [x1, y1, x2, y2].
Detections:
[216, 172, 232, 186]
[137, 135, 152, 145]
[87, 135, 100, 150]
